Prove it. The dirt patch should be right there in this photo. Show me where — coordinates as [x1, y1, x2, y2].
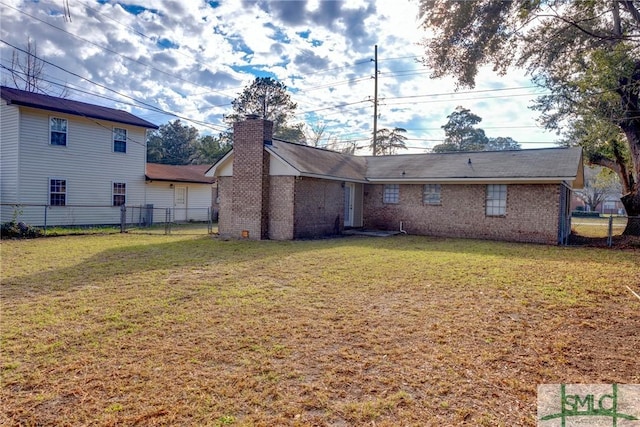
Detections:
[568, 233, 640, 249]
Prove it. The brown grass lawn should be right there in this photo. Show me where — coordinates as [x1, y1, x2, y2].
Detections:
[1, 234, 639, 426]
[571, 216, 628, 238]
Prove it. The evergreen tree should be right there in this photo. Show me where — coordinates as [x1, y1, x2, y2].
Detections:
[147, 119, 198, 165]
[227, 77, 305, 142]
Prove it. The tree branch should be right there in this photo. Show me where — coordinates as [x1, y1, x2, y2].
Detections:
[537, 13, 618, 41]
[620, 0, 640, 27]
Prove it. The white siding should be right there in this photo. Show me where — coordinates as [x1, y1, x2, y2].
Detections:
[13, 107, 149, 225]
[145, 181, 212, 222]
[145, 181, 176, 212]
[186, 184, 213, 221]
[1, 101, 20, 222]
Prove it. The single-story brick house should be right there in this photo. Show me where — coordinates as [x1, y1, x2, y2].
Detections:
[206, 117, 584, 244]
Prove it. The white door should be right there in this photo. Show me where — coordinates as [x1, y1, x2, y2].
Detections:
[344, 183, 355, 227]
[174, 186, 187, 222]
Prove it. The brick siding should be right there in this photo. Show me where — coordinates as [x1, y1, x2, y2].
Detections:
[293, 177, 344, 238]
[217, 118, 567, 244]
[220, 118, 273, 240]
[363, 183, 561, 244]
[268, 176, 295, 240]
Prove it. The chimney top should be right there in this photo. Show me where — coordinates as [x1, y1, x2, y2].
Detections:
[245, 113, 260, 120]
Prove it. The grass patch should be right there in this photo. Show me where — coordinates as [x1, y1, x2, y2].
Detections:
[1, 234, 638, 426]
[571, 216, 627, 238]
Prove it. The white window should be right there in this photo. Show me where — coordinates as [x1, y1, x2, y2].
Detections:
[50, 117, 67, 146]
[383, 184, 399, 204]
[113, 182, 126, 206]
[113, 128, 127, 153]
[423, 184, 441, 205]
[486, 184, 507, 216]
[49, 178, 66, 206]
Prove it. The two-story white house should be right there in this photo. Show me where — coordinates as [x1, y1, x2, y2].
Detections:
[1, 86, 159, 226]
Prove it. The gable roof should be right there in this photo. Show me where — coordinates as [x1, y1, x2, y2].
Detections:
[267, 139, 368, 182]
[207, 139, 583, 188]
[0, 86, 158, 129]
[365, 147, 584, 187]
[146, 163, 215, 184]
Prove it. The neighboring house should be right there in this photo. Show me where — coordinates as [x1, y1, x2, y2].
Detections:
[145, 163, 216, 222]
[207, 117, 584, 245]
[570, 193, 626, 215]
[0, 86, 158, 226]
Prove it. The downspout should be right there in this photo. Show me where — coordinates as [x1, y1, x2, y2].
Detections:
[399, 221, 407, 234]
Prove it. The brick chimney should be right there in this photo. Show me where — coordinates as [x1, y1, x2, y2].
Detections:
[230, 116, 273, 240]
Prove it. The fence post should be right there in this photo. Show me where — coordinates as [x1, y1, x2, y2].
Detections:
[165, 208, 171, 235]
[120, 205, 126, 233]
[607, 215, 613, 247]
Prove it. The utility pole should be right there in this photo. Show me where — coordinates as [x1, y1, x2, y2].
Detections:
[372, 45, 378, 156]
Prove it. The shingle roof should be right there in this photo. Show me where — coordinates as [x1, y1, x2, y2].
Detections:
[146, 163, 215, 184]
[208, 135, 583, 188]
[0, 86, 158, 129]
[364, 147, 583, 183]
[268, 141, 583, 187]
[267, 139, 368, 181]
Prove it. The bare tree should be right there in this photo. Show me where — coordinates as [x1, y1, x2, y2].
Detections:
[8, 38, 67, 96]
[575, 167, 622, 212]
[304, 122, 329, 147]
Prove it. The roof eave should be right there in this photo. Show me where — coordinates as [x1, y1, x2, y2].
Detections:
[145, 176, 214, 184]
[366, 176, 579, 185]
[205, 149, 234, 177]
[8, 100, 158, 129]
[297, 172, 368, 183]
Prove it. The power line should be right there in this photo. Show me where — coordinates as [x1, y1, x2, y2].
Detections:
[0, 49, 230, 133]
[0, 1, 235, 101]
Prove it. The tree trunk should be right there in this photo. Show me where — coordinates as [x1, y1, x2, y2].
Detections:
[621, 189, 640, 236]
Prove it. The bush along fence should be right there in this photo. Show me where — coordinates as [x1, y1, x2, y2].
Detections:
[0, 203, 215, 237]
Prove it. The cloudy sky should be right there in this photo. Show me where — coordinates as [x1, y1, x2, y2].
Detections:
[0, 0, 558, 153]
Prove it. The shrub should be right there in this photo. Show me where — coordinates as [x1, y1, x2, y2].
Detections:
[1, 221, 44, 239]
[571, 211, 601, 218]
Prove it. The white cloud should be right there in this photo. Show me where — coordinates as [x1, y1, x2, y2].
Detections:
[0, 0, 558, 152]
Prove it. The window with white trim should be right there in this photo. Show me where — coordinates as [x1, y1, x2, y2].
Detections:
[49, 179, 66, 206]
[383, 184, 399, 204]
[113, 128, 127, 153]
[113, 182, 126, 206]
[486, 184, 507, 216]
[50, 117, 67, 146]
[423, 184, 441, 205]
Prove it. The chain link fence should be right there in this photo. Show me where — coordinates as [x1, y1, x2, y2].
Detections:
[2, 203, 637, 245]
[1, 203, 216, 236]
[571, 214, 637, 246]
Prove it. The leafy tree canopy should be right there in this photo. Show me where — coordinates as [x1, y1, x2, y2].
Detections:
[190, 134, 231, 165]
[147, 119, 198, 165]
[226, 77, 305, 142]
[371, 127, 409, 155]
[418, 0, 640, 234]
[432, 106, 520, 152]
